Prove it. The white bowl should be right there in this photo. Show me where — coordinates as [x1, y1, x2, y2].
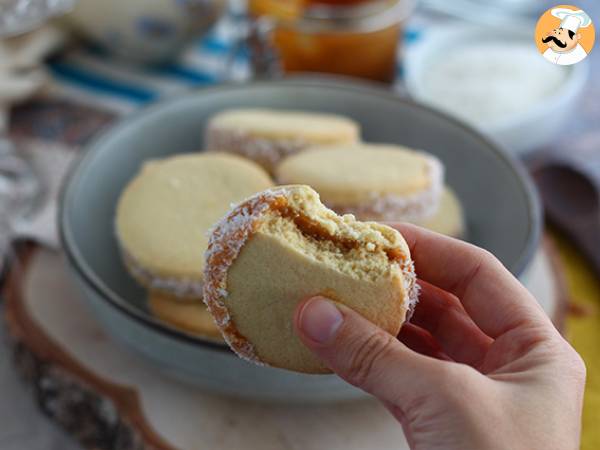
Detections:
[404, 24, 589, 155]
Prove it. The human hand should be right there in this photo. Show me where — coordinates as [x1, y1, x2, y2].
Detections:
[294, 224, 585, 450]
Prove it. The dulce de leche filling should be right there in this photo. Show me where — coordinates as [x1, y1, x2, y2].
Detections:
[269, 196, 405, 264]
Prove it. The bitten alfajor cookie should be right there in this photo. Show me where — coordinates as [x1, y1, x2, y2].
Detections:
[148, 290, 224, 342]
[203, 185, 418, 373]
[275, 143, 444, 222]
[204, 108, 360, 172]
[115, 153, 273, 299]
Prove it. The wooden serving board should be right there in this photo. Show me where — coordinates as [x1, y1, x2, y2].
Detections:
[2, 241, 567, 450]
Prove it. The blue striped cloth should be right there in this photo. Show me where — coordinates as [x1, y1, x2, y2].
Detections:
[48, 9, 423, 113]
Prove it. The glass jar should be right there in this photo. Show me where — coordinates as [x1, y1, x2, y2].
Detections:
[247, 0, 415, 83]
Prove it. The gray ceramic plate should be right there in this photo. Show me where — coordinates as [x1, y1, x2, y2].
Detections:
[60, 78, 541, 402]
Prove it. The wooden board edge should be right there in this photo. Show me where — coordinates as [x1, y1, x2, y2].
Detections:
[2, 243, 177, 450]
[0, 237, 571, 450]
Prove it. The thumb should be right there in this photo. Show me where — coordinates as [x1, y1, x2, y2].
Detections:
[294, 296, 445, 404]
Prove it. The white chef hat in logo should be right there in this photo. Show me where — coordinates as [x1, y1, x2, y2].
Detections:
[551, 8, 592, 33]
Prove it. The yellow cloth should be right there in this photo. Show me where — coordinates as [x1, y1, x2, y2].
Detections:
[552, 231, 600, 450]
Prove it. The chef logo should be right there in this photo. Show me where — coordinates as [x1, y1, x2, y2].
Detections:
[535, 5, 595, 66]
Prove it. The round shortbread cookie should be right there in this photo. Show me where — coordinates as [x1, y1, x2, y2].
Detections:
[275, 143, 444, 222]
[416, 187, 466, 238]
[148, 291, 223, 342]
[115, 153, 273, 299]
[203, 185, 418, 374]
[204, 108, 360, 172]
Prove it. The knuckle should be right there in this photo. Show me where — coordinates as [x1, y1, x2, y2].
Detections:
[346, 331, 396, 387]
[546, 338, 587, 386]
[566, 349, 587, 384]
[452, 247, 504, 296]
[442, 298, 465, 317]
[478, 248, 501, 269]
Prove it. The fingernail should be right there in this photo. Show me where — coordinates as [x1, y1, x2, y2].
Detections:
[299, 297, 343, 344]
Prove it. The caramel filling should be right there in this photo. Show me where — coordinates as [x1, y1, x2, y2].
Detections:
[385, 247, 405, 263]
[268, 197, 404, 263]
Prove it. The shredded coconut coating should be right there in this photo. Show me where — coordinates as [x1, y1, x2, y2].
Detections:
[203, 188, 289, 364]
[401, 258, 420, 321]
[205, 126, 309, 172]
[328, 156, 444, 222]
[120, 248, 204, 300]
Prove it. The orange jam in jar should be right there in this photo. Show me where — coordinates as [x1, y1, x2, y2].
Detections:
[247, 0, 415, 83]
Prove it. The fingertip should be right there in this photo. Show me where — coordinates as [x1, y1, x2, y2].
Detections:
[295, 296, 343, 345]
[294, 295, 329, 330]
[293, 296, 312, 334]
[381, 221, 416, 234]
[380, 222, 423, 252]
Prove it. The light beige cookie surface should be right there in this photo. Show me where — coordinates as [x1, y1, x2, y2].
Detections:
[116, 153, 273, 298]
[275, 143, 444, 221]
[148, 291, 223, 342]
[205, 108, 360, 172]
[203, 185, 417, 374]
[416, 187, 466, 238]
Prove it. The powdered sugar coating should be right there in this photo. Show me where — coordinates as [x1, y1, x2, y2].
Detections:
[206, 126, 308, 172]
[328, 155, 444, 222]
[121, 248, 204, 300]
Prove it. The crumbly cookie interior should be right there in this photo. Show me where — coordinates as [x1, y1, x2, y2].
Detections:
[256, 186, 417, 307]
[258, 215, 404, 286]
[260, 216, 392, 282]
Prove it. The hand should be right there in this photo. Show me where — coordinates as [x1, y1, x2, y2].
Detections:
[294, 224, 585, 450]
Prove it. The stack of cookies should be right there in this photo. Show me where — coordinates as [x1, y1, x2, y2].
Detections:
[115, 153, 273, 341]
[205, 108, 465, 237]
[115, 107, 464, 348]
